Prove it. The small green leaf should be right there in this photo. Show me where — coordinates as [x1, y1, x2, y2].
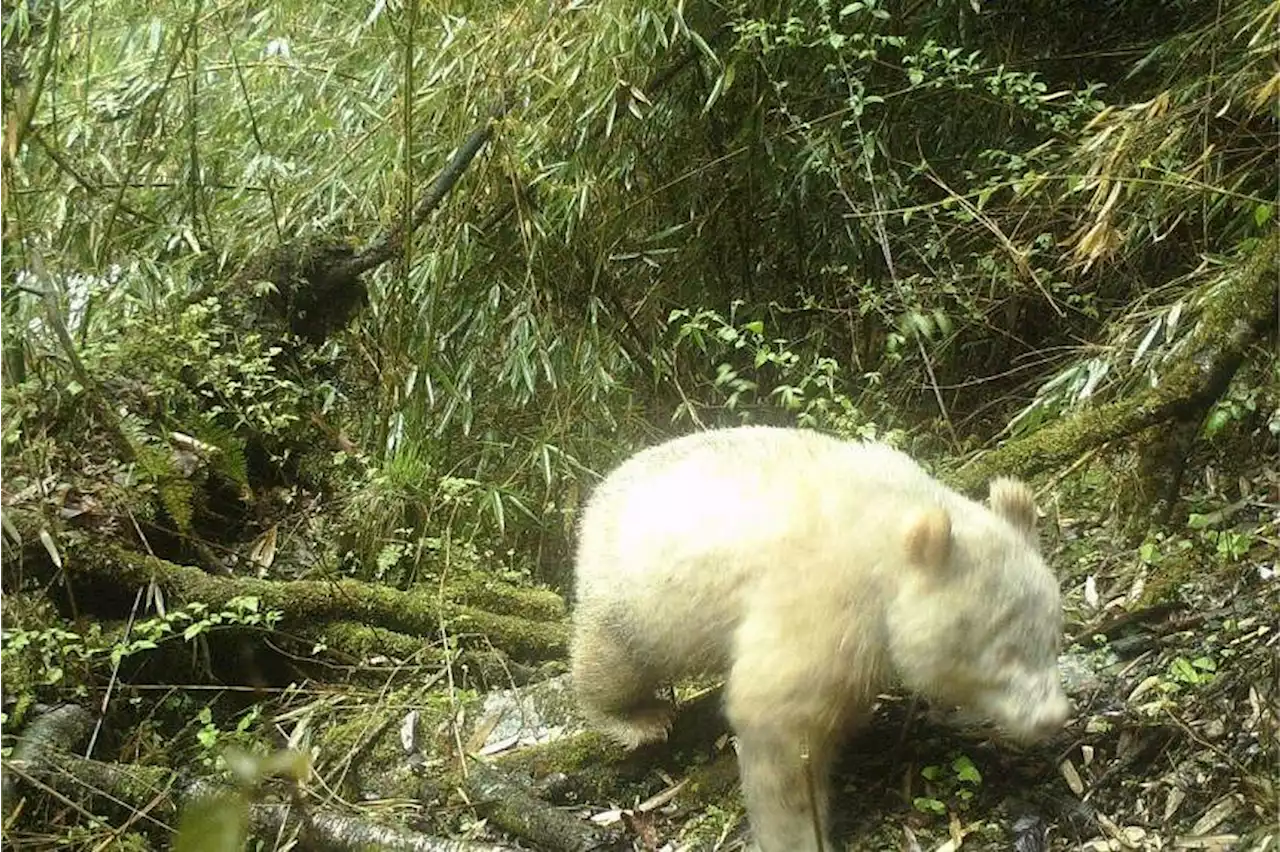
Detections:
[1202, 407, 1232, 437]
[1186, 512, 1213, 530]
[932, 309, 953, 337]
[913, 796, 947, 814]
[952, 754, 982, 784]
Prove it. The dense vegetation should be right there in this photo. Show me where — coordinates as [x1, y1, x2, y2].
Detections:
[2, 0, 1276, 849]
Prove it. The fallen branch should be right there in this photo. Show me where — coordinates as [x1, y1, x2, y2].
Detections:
[495, 687, 733, 805]
[21, 750, 519, 852]
[1, 703, 96, 821]
[465, 759, 616, 852]
[252, 802, 519, 852]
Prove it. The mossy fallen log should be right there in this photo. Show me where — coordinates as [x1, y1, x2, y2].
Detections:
[465, 759, 616, 852]
[445, 574, 566, 622]
[494, 688, 734, 806]
[301, 621, 546, 688]
[948, 232, 1279, 496]
[26, 750, 519, 851]
[82, 548, 568, 664]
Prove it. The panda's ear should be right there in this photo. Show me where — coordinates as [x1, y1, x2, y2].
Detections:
[904, 506, 952, 572]
[989, 477, 1038, 537]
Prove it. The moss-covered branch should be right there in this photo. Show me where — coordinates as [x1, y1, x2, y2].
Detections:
[948, 232, 1279, 495]
[494, 687, 734, 804]
[84, 548, 568, 663]
[29, 751, 519, 851]
[465, 760, 615, 852]
[300, 621, 547, 687]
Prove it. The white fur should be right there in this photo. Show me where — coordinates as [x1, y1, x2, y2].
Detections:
[570, 426, 1070, 852]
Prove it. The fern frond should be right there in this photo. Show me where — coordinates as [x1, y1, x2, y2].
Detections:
[195, 421, 250, 488]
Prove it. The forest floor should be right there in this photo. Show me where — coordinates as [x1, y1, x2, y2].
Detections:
[466, 456, 1279, 852]
[2, 441, 1276, 852]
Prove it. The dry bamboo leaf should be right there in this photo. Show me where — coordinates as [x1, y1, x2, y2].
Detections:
[1096, 812, 1138, 848]
[1145, 91, 1171, 118]
[1059, 758, 1086, 796]
[399, 709, 420, 753]
[0, 510, 20, 546]
[1119, 827, 1148, 847]
[1250, 72, 1280, 114]
[1190, 796, 1240, 836]
[1174, 836, 1240, 851]
[948, 812, 964, 848]
[1164, 785, 1187, 821]
[38, 528, 63, 568]
[249, 525, 278, 573]
[589, 808, 624, 825]
[1127, 674, 1164, 703]
[1085, 575, 1101, 610]
[637, 778, 688, 813]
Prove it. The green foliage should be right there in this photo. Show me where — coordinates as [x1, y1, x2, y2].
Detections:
[1201, 364, 1278, 440]
[1167, 655, 1217, 688]
[1186, 514, 1257, 564]
[194, 421, 251, 490]
[342, 436, 540, 585]
[194, 705, 262, 768]
[75, 295, 308, 443]
[1129, 651, 1218, 717]
[666, 303, 904, 443]
[0, 597, 283, 697]
[7, 287, 303, 459]
[1, 281, 332, 537]
[1137, 534, 1194, 569]
[676, 804, 742, 848]
[145, 447, 197, 532]
[914, 753, 984, 816]
[5, 0, 1274, 597]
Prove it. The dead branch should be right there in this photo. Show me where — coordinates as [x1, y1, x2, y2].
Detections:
[494, 687, 734, 805]
[342, 98, 511, 279]
[252, 801, 519, 852]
